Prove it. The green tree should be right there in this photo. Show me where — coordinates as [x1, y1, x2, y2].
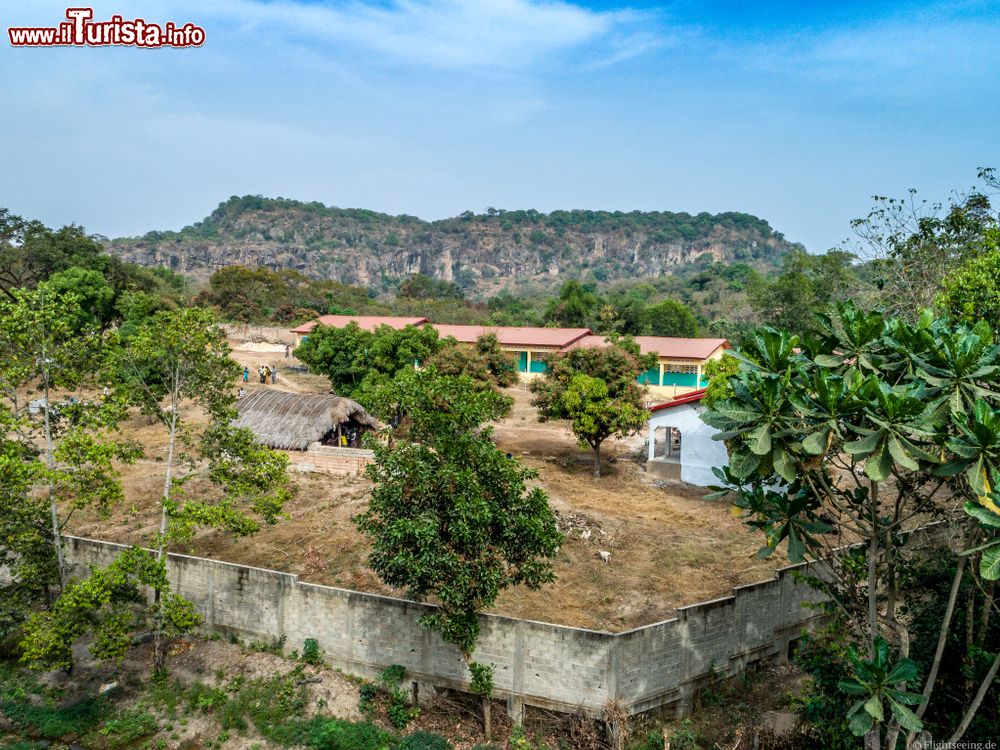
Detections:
[45, 267, 116, 331]
[19, 547, 200, 672]
[748, 249, 859, 336]
[642, 298, 698, 337]
[530, 338, 654, 476]
[544, 280, 600, 328]
[398, 273, 464, 300]
[297, 322, 442, 400]
[357, 368, 562, 737]
[0, 285, 135, 596]
[424, 334, 518, 390]
[853, 171, 998, 321]
[111, 308, 290, 669]
[703, 303, 1000, 747]
[701, 353, 740, 409]
[939, 229, 1000, 327]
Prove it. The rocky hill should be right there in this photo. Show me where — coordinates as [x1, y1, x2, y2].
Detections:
[105, 195, 804, 297]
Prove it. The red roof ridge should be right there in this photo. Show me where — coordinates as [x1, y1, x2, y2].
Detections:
[649, 387, 708, 412]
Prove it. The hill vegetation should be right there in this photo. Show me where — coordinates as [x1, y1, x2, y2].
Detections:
[105, 195, 803, 298]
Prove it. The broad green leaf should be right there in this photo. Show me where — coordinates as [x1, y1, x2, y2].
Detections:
[747, 424, 772, 456]
[864, 695, 884, 722]
[865, 441, 893, 482]
[772, 449, 798, 484]
[844, 429, 882, 455]
[887, 699, 923, 732]
[802, 428, 831, 456]
[964, 501, 1000, 529]
[887, 659, 919, 684]
[848, 708, 874, 736]
[980, 544, 1000, 581]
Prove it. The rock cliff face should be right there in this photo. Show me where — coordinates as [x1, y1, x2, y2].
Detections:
[105, 196, 803, 296]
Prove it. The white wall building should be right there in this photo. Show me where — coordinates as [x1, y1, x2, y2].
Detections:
[646, 388, 729, 487]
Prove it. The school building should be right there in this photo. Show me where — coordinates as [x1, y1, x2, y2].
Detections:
[289, 316, 728, 398]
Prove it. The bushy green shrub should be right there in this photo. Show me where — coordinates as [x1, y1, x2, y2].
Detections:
[302, 638, 324, 666]
[94, 709, 159, 749]
[395, 730, 453, 750]
[265, 716, 395, 749]
[1, 694, 109, 739]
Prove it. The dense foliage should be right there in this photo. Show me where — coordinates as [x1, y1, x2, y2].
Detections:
[530, 338, 655, 476]
[358, 368, 562, 735]
[703, 304, 1000, 746]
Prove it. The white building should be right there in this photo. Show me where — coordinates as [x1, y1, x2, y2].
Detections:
[646, 388, 729, 487]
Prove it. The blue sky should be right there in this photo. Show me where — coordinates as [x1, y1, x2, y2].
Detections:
[2, 0, 998, 252]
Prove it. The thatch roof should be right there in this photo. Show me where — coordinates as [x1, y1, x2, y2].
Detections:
[233, 389, 379, 451]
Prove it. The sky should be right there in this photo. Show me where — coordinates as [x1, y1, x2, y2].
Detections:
[2, 0, 998, 252]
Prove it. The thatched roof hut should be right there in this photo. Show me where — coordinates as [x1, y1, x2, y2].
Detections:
[232, 389, 379, 451]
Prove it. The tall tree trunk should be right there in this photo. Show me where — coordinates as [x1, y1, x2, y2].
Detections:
[977, 580, 994, 648]
[867, 486, 880, 657]
[592, 442, 601, 478]
[153, 376, 180, 673]
[42, 371, 66, 592]
[948, 649, 1000, 745]
[963, 584, 976, 708]
[482, 696, 492, 741]
[37, 287, 65, 592]
[916, 556, 966, 720]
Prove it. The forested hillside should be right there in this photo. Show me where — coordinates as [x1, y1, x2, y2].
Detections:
[104, 196, 804, 297]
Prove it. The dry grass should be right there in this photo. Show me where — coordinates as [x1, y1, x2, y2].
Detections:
[65, 340, 786, 633]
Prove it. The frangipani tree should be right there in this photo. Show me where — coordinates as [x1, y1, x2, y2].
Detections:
[703, 302, 1000, 747]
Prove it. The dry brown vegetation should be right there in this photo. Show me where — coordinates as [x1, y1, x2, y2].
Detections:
[65, 340, 786, 632]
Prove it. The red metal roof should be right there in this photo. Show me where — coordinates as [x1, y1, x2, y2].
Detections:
[291, 315, 429, 334]
[567, 335, 728, 360]
[650, 388, 708, 412]
[432, 325, 592, 349]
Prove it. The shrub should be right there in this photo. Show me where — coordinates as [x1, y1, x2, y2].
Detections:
[265, 716, 396, 749]
[302, 638, 323, 666]
[396, 730, 453, 750]
[95, 709, 159, 749]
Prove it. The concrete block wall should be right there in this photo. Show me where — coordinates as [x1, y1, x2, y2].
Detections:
[288, 446, 374, 476]
[61, 536, 827, 717]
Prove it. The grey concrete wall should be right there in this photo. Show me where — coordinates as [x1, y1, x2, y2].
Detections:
[61, 536, 826, 716]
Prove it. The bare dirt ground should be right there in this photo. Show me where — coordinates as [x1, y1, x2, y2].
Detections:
[66, 339, 785, 633]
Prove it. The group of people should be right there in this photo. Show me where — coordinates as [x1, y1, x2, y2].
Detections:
[242, 365, 278, 385]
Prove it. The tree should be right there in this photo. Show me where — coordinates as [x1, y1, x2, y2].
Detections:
[852, 170, 998, 321]
[424, 334, 518, 390]
[357, 368, 562, 737]
[45, 267, 116, 331]
[0, 208, 155, 314]
[296, 322, 442, 400]
[703, 303, 1000, 747]
[398, 273, 464, 300]
[939, 229, 1000, 327]
[111, 307, 290, 669]
[748, 249, 860, 336]
[642, 298, 698, 337]
[19, 547, 200, 672]
[0, 285, 135, 597]
[544, 280, 600, 328]
[530, 338, 654, 476]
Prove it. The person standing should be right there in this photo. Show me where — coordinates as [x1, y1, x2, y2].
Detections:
[271, 365, 278, 384]
[243, 367, 249, 384]
[258, 366, 265, 384]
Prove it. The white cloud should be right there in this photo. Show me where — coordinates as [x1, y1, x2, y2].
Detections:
[187, 0, 658, 69]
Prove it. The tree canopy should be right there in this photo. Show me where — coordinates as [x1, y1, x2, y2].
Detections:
[531, 338, 654, 476]
[703, 303, 1000, 746]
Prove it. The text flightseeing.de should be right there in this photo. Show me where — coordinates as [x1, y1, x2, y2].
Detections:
[8, 7, 205, 48]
